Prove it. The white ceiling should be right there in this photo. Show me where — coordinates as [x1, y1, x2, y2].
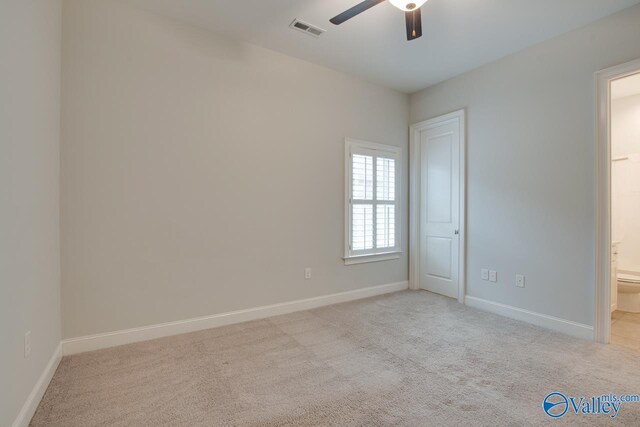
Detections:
[612, 73, 640, 100]
[122, 0, 640, 93]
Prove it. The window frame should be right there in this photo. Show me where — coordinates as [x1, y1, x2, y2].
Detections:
[344, 138, 402, 265]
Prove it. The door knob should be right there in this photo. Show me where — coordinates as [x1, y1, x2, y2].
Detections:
[454, 229, 459, 235]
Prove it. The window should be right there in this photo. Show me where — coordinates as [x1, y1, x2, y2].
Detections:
[345, 139, 401, 264]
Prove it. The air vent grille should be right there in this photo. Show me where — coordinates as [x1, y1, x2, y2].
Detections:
[290, 19, 325, 38]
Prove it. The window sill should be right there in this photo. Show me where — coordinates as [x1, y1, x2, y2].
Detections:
[343, 252, 402, 266]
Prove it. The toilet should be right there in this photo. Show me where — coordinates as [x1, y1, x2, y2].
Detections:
[617, 271, 640, 313]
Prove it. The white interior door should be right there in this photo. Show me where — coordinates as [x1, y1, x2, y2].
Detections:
[415, 113, 463, 299]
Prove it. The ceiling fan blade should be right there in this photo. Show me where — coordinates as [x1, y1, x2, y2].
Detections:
[405, 8, 423, 41]
[330, 0, 386, 25]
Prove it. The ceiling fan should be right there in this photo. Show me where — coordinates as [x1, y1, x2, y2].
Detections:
[330, 0, 427, 41]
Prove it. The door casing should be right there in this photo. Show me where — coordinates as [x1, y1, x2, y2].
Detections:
[409, 109, 466, 303]
[595, 58, 640, 344]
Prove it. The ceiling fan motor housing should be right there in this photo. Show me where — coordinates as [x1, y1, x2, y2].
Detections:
[389, 0, 428, 12]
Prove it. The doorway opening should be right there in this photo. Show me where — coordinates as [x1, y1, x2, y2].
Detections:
[596, 59, 640, 349]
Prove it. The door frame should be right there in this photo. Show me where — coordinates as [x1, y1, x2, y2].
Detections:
[595, 58, 640, 344]
[409, 109, 466, 303]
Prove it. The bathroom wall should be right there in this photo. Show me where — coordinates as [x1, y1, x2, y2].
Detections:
[612, 93, 640, 273]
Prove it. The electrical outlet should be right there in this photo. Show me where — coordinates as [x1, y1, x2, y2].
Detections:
[489, 270, 498, 283]
[305, 268, 312, 280]
[481, 269, 489, 281]
[24, 331, 31, 358]
[516, 274, 526, 288]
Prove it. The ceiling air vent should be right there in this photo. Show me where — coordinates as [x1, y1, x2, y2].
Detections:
[290, 19, 326, 38]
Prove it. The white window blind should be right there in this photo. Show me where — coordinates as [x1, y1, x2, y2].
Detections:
[345, 139, 400, 261]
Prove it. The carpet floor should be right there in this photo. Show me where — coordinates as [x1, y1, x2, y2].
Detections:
[31, 291, 640, 426]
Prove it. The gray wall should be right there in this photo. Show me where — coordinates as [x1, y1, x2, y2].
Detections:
[0, 1, 62, 425]
[410, 5, 640, 326]
[61, 0, 409, 339]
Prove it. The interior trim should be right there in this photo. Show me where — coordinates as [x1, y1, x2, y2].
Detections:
[62, 281, 409, 356]
[595, 58, 640, 344]
[465, 296, 594, 340]
[12, 343, 62, 427]
[343, 252, 402, 265]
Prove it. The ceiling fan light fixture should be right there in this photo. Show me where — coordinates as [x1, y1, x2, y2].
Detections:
[388, 0, 428, 12]
[329, 0, 424, 41]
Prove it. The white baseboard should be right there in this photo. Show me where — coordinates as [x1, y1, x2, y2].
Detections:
[12, 343, 62, 427]
[464, 296, 594, 340]
[62, 281, 409, 355]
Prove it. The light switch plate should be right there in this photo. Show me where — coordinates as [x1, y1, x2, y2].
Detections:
[489, 270, 498, 283]
[516, 274, 525, 288]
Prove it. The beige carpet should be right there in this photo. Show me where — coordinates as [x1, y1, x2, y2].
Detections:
[32, 291, 640, 426]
